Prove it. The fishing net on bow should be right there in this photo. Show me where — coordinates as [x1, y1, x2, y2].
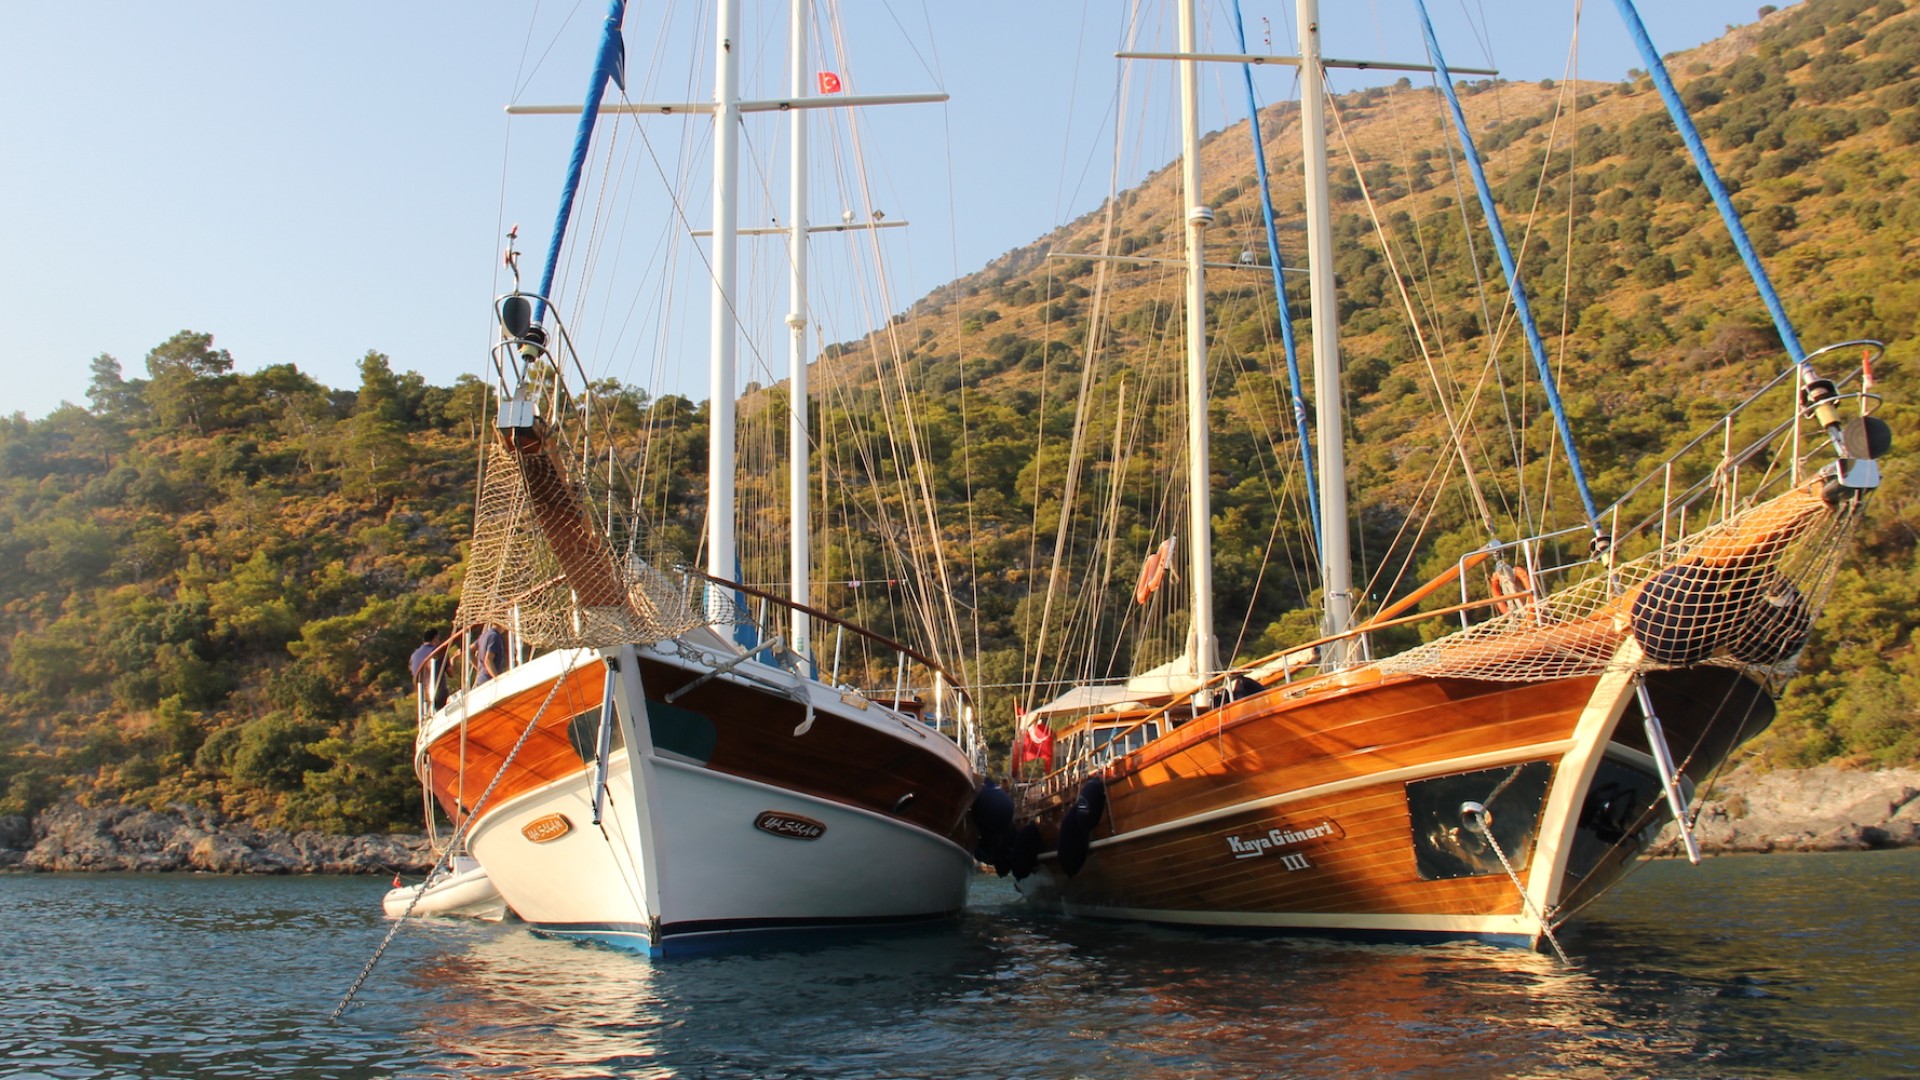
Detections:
[454, 434, 741, 650]
[1374, 482, 1863, 684]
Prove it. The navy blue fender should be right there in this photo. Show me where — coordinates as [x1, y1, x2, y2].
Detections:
[969, 781, 1017, 875]
[1055, 777, 1108, 877]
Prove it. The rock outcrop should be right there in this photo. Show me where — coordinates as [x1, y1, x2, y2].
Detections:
[0, 801, 434, 874]
[1671, 763, 1920, 853]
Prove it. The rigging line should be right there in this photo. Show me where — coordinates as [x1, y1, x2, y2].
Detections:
[511, 0, 590, 105]
[1414, 1, 1605, 537]
[1544, 0, 1588, 541]
[814, 44, 964, 670]
[1393, 69, 1519, 522]
[918, 11, 988, 726]
[1324, 85, 1503, 540]
[1024, 4, 1144, 708]
[1359, 85, 1515, 541]
[1230, 0, 1319, 546]
[534, 0, 629, 326]
[1027, 0, 1152, 698]
[1484, 34, 1588, 540]
[1217, 280, 1315, 632]
[1358, 422, 1461, 625]
[1082, 289, 1172, 689]
[1609, 0, 1805, 368]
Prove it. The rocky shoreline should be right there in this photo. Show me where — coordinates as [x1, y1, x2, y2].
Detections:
[1, 764, 1914, 874]
[1661, 763, 1920, 854]
[0, 801, 433, 875]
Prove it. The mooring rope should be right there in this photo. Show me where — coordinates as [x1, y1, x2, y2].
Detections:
[331, 654, 582, 1020]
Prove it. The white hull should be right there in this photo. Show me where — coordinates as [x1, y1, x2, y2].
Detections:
[467, 749, 974, 954]
[428, 645, 979, 956]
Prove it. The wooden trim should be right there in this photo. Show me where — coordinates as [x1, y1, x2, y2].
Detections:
[1361, 550, 1493, 628]
[1526, 642, 1642, 917]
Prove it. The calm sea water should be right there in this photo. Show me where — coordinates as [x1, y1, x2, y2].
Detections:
[4, 850, 1916, 1079]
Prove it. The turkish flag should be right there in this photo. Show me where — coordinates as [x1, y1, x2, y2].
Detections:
[1012, 718, 1054, 774]
[818, 71, 842, 94]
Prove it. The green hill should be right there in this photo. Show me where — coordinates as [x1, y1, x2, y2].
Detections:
[3, 0, 1918, 832]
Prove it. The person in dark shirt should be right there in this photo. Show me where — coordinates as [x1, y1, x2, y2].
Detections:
[410, 630, 450, 708]
[474, 624, 508, 685]
[408, 630, 439, 683]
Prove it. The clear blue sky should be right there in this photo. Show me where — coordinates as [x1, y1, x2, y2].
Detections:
[1, 1, 1793, 421]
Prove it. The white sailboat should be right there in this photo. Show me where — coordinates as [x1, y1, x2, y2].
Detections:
[400, 0, 988, 955]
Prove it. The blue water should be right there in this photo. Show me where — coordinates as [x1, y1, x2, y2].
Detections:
[3, 850, 1916, 1078]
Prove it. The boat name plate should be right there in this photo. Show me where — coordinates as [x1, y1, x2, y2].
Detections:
[521, 813, 574, 844]
[754, 810, 827, 841]
[1222, 818, 1344, 868]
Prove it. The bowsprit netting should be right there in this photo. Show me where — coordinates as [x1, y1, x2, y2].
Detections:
[454, 434, 732, 650]
[1376, 482, 1861, 683]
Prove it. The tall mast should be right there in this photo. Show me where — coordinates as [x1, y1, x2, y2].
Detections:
[1297, 0, 1354, 664]
[786, 0, 813, 665]
[1177, 0, 1218, 687]
[706, 0, 743, 606]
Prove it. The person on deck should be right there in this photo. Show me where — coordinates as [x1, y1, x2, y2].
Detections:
[410, 630, 448, 708]
[473, 624, 509, 686]
[408, 630, 439, 683]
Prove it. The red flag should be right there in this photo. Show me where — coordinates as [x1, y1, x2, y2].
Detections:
[1012, 718, 1054, 774]
[818, 71, 842, 94]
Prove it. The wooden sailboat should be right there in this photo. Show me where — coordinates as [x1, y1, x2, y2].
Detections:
[399, 0, 986, 955]
[1007, 0, 1890, 949]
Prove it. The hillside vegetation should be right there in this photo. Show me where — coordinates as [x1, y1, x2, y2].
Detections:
[4, 0, 1919, 832]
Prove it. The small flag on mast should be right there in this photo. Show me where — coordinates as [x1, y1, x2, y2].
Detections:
[818, 71, 842, 94]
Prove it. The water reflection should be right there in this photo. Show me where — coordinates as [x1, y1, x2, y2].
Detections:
[387, 858, 1920, 1079]
[8, 857, 1913, 1079]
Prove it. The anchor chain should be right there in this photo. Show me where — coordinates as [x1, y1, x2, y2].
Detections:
[1461, 801, 1572, 966]
[331, 654, 581, 1020]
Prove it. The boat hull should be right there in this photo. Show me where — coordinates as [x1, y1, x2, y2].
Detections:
[421, 644, 978, 955]
[1013, 664, 1774, 947]
[382, 856, 508, 921]
[467, 750, 973, 953]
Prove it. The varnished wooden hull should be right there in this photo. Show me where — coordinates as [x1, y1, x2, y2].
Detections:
[420, 643, 979, 953]
[1013, 664, 1774, 946]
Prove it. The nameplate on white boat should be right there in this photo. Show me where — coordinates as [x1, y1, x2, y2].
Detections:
[521, 813, 574, 844]
[754, 811, 826, 841]
[1222, 818, 1343, 869]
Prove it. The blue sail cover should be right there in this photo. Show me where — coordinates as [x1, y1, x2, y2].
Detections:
[1610, 0, 1807, 368]
[534, 0, 629, 324]
[1414, 0, 1604, 535]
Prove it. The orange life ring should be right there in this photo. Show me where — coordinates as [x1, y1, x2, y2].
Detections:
[1133, 536, 1176, 605]
[1494, 565, 1533, 616]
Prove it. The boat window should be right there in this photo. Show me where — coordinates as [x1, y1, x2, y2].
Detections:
[565, 707, 622, 763]
[1060, 732, 1085, 765]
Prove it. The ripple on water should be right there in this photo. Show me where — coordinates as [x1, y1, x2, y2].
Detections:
[3, 852, 1918, 1078]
